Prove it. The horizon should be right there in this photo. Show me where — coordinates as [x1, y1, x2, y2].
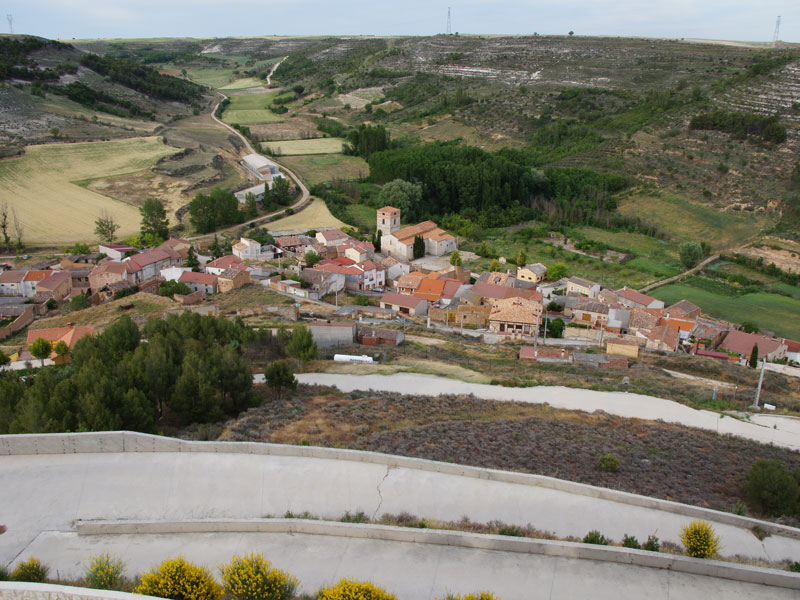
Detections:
[4, 1, 799, 44]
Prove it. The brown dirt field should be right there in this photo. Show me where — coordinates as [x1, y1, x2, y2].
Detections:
[86, 170, 189, 219]
[740, 245, 800, 274]
[223, 385, 800, 516]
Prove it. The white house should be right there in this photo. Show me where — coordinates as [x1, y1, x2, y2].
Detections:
[379, 207, 457, 260]
[160, 266, 191, 282]
[234, 182, 268, 204]
[232, 238, 283, 261]
[98, 244, 138, 260]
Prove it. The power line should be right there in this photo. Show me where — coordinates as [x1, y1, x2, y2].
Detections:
[446, 7, 452, 35]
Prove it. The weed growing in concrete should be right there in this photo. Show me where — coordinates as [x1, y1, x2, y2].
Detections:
[317, 578, 397, 600]
[582, 530, 610, 545]
[622, 534, 641, 549]
[680, 520, 721, 559]
[135, 555, 222, 600]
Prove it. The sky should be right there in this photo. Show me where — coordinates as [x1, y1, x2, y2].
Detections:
[5, 0, 799, 43]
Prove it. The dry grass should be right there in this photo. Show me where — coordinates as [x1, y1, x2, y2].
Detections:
[213, 284, 295, 314]
[32, 293, 177, 330]
[263, 138, 346, 155]
[278, 154, 368, 186]
[266, 198, 346, 231]
[0, 137, 174, 244]
[317, 356, 492, 384]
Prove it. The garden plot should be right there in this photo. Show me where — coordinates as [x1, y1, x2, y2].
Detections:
[0, 137, 174, 244]
[337, 86, 384, 108]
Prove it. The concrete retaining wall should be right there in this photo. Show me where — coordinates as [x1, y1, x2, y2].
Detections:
[2, 431, 800, 542]
[75, 518, 800, 590]
[0, 583, 158, 600]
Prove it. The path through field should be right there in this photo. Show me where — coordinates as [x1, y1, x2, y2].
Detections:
[191, 56, 315, 241]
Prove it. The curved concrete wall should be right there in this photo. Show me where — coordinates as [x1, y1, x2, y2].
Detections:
[2, 431, 798, 541]
[0, 582, 159, 600]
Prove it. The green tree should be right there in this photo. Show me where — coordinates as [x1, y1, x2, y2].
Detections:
[30, 338, 53, 367]
[372, 230, 381, 252]
[286, 326, 317, 362]
[244, 193, 258, 220]
[0, 348, 9, 367]
[159, 280, 192, 298]
[741, 321, 759, 334]
[185, 245, 200, 272]
[516, 249, 527, 267]
[264, 360, 297, 399]
[94, 210, 119, 244]
[413, 234, 425, 259]
[209, 235, 223, 259]
[488, 258, 501, 272]
[477, 241, 490, 257]
[679, 241, 704, 269]
[53, 340, 70, 362]
[749, 344, 759, 368]
[546, 317, 565, 338]
[69, 292, 90, 311]
[745, 459, 799, 516]
[271, 177, 292, 206]
[378, 179, 423, 222]
[547, 262, 568, 280]
[304, 251, 321, 267]
[449, 250, 462, 266]
[140, 198, 169, 241]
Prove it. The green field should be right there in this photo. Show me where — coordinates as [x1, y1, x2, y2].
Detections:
[262, 138, 346, 155]
[219, 77, 266, 90]
[575, 226, 681, 264]
[343, 203, 378, 231]
[651, 284, 800, 339]
[225, 91, 279, 110]
[267, 198, 346, 231]
[618, 193, 773, 249]
[279, 154, 369, 186]
[222, 109, 284, 125]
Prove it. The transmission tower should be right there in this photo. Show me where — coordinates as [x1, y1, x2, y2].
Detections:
[446, 7, 452, 35]
[6, 14, 12, 34]
[773, 15, 781, 46]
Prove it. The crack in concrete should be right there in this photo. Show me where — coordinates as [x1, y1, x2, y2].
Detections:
[372, 465, 392, 520]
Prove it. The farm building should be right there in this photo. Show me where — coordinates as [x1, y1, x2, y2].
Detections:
[241, 154, 283, 182]
[380, 291, 427, 316]
[358, 326, 404, 346]
[606, 338, 640, 359]
[234, 182, 268, 204]
[488, 297, 543, 336]
[179, 271, 218, 295]
[517, 263, 548, 285]
[309, 320, 357, 348]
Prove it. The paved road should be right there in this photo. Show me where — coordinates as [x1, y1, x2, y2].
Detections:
[188, 57, 312, 242]
[295, 372, 800, 450]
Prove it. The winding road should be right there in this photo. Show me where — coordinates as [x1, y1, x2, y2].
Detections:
[188, 57, 312, 241]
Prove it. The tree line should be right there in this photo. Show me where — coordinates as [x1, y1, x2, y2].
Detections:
[0, 313, 254, 435]
[689, 110, 787, 144]
[367, 142, 631, 231]
[0, 37, 73, 81]
[80, 53, 205, 104]
[44, 81, 155, 120]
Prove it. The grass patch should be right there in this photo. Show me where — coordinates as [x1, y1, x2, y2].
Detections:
[651, 284, 800, 339]
[225, 91, 280, 110]
[574, 226, 680, 264]
[219, 77, 267, 90]
[343, 203, 378, 231]
[279, 154, 369, 186]
[266, 198, 347, 231]
[617, 193, 773, 249]
[263, 138, 346, 155]
[0, 136, 173, 244]
[624, 257, 681, 278]
[222, 109, 284, 125]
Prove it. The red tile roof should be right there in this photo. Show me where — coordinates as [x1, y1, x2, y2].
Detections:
[618, 287, 658, 307]
[22, 270, 51, 282]
[718, 330, 783, 357]
[27, 324, 94, 355]
[179, 271, 218, 285]
[381, 291, 425, 310]
[35, 271, 70, 291]
[206, 255, 242, 270]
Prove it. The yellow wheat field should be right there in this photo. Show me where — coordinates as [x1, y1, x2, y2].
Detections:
[0, 137, 174, 245]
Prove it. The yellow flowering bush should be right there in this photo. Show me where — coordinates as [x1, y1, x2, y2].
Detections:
[134, 556, 222, 600]
[439, 593, 499, 600]
[11, 557, 49, 582]
[679, 520, 721, 559]
[85, 552, 125, 590]
[220, 553, 298, 600]
[317, 578, 398, 600]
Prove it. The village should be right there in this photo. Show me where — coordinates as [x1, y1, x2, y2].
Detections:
[1, 205, 798, 377]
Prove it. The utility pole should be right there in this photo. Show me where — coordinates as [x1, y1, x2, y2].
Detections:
[446, 7, 452, 35]
[6, 14, 12, 34]
[751, 358, 767, 410]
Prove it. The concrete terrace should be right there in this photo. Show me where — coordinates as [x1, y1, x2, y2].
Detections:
[2, 432, 800, 599]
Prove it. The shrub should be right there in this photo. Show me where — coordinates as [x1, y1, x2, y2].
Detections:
[679, 520, 721, 559]
[789, 561, 800, 573]
[598, 453, 621, 473]
[642, 535, 661, 552]
[438, 594, 499, 600]
[0, 565, 9, 581]
[220, 553, 298, 600]
[497, 525, 524, 537]
[317, 578, 397, 600]
[134, 556, 222, 600]
[622, 534, 641, 549]
[340, 511, 369, 523]
[84, 552, 125, 590]
[582, 530, 609, 545]
[11, 557, 49, 582]
[744, 459, 799, 516]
